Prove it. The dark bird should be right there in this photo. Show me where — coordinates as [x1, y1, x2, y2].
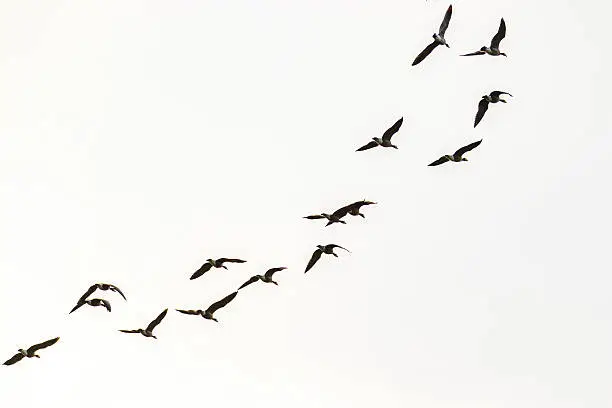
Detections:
[328, 200, 377, 223]
[69, 283, 126, 314]
[356, 117, 403, 151]
[237, 267, 288, 290]
[118, 308, 168, 339]
[176, 292, 238, 323]
[3, 337, 60, 366]
[305, 244, 350, 273]
[190, 258, 247, 280]
[412, 5, 453, 66]
[428, 140, 483, 166]
[461, 18, 507, 57]
[474, 91, 512, 127]
[69, 298, 112, 314]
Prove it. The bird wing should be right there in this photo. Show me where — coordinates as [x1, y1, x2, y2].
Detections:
[460, 50, 485, 56]
[78, 285, 97, 302]
[412, 41, 440, 66]
[101, 299, 112, 312]
[474, 98, 489, 127]
[206, 292, 238, 314]
[175, 309, 201, 315]
[490, 91, 512, 98]
[327, 244, 351, 253]
[190, 262, 212, 280]
[217, 258, 247, 264]
[439, 5, 453, 36]
[331, 204, 351, 219]
[27, 337, 60, 354]
[109, 285, 127, 300]
[237, 276, 260, 290]
[118, 329, 141, 334]
[356, 141, 378, 152]
[381, 117, 403, 142]
[304, 215, 326, 220]
[3, 353, 25, 366]
[454, 140, 483, 158]
[305, 249, 323, 273]
[428, 156, 451, 166]
[146, 309, 168, 332]
[69, 300, 86, 314]
[490, 18, 506, 49]
[264, 267, 287, 279]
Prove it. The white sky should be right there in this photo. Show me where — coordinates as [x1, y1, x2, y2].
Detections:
[1, 1, 611, 407]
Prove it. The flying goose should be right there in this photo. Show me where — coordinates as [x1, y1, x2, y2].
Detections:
[412, 5, 453, 66]
[3, 337, 60, 366]
[474, 91, 512, 127]
[69, 282, 126, 313]
[69, 298, 112, 314]
[329, 200, 377, 222]
[176, 291, 238, 323]
[190, 258, 247, 280]
[461, 18, 507, 57]
[356, 117, 403, 151]
[305, 244, 350, 273]
[237, 267, 288, 290]
[428, 139, 483, 166]
[118, 308, 168, 339]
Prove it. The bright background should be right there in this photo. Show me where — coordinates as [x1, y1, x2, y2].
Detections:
[1, 1, 610, 407]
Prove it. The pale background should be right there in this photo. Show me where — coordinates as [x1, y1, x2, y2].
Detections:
[1, 1, 611, 407]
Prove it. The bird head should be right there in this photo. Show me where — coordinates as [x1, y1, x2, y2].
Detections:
[501, 52, 507, 57]
[272, 281, 279, 286]
[480, 46, 487, 51]
[461, 158, 468, 162]
[212, 318, 219, 323]
[206, 258, 214, 263]
[152, 335, 157, 339]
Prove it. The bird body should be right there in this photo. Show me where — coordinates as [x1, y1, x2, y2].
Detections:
[356, 117, 403, 151]
[474, 91, 512, 127]
[3, 337, 60, 366]
[461, 18, 507, 57]
[238, 267, 287, 290]
[412, 5, 453, 66]
[190, 258, 247, 280]
[70, 298, 111, 314]
[428, 140, 483, 166]
[176, 291, 238, 322]
[305, 244, 350, 273]
[303, 213, 346, 225]
[119, 309, 168, 339]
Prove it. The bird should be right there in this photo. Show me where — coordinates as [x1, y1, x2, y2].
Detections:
[412, 5, 453, 66]
[237, 267, 288, 290]
[303, 213, 346, 226]
[356, 117, 403, 151]
[118, 308, 168, 339]
[328, 200, 377, 223]
[176, 292, 238, 323]
[190, 258, 247, 280]
[428, 139, 483, 166]
[305, 244, 350, 273]
[474, 91, 512, 127]
[69, 283, 126, 314]
[69, 298, 112, 314]
[461, 18, 507, 57]
[3, 337, 60, 366]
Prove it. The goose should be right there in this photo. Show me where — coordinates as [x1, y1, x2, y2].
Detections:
[3, 337, 60, 366]
[190, 258, 247, 280]
[73, 283, 126, 303]
[428, 139, 483, 166]
[329, 200, 377, 223]
[237, 267, 288, 290]
[461, 18, 507, 57]
[118, 308, 168, 339]
[356, 117, 403, 151]
[474, 91, 512, 127]
[176, 291, 238, 323]
[69, 298, 112, 314]
[305, 244, 350, 273]
[412, 5, 453, 66]
[303, 213, 346, 225]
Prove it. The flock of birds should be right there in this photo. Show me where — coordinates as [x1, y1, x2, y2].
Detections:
[3, 4, 513, 366]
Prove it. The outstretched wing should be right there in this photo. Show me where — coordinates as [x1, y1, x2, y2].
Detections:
[101, 299, 112, 312]
[474, 98, 489, 127]
[304, 214, 326, 220]
[190, 262, 212, 280]
[206, 292, 238, 314]
[27, 337, 60, 354]
[217, 258, 246, 264]
[175, 309, 201, 315]
[490, 91, 512, 98]
[428, 156, 450, 166]
[412, 41, 440, 66]
[460, 50, 485, 56]
[327, 244, 350, 253]
[382, 117, 403, 142]
[78, 285, 98, 302]
[490, 18, 506, 49]
[305, 249, 323, 273]
[439, 5, 453, 37]
[69, 300, 86, 314]
[264, 267, 287, 280]
[454, 139, 483, 158]
[109, 285, 127, 301]
[118, 329, 141, 334]
[146, 309, 168, 332]
[356, 141, 378, 152]
[331, 204, 351, 219]
[237, 276, 260, 290]
[3, 353, 25, 366]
